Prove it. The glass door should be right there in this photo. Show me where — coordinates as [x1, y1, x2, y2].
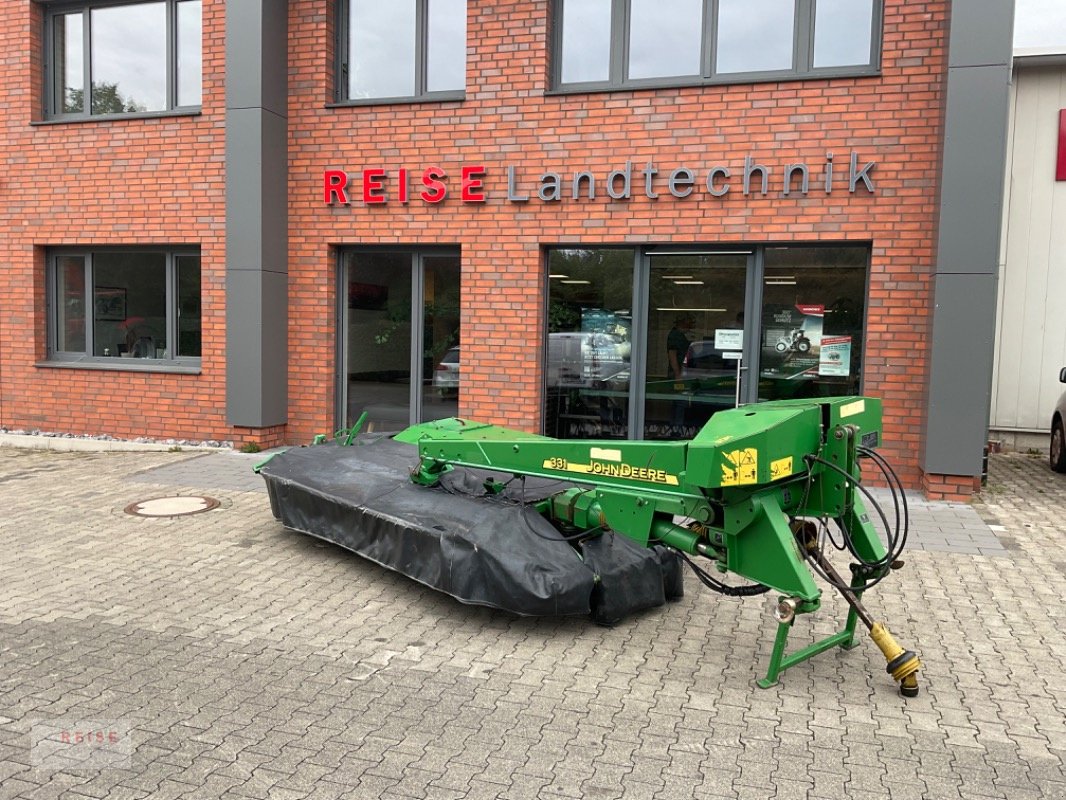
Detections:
[343, 252, 414, 432]
[420, 254, 462, 422]
[643, 252, 750, 440]
[341, 250, 461, 432]
[544, 249, 636, 440]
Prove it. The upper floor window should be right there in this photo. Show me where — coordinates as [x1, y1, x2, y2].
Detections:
[337, 0, 467, 104]
[553, 0, 880, 91]
[45, 0, 202, 119]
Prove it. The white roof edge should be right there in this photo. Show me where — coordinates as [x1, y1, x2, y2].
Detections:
[1014, 45, 1066, 63]
[1014, 44, 1066, 58]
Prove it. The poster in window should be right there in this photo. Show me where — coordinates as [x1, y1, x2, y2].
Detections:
[761, 303, 824, 377]
[819, 336, 852, 376]
[93, 287, 127, 321]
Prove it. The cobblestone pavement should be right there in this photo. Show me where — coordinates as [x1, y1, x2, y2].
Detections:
[0, 447, 1064, 799]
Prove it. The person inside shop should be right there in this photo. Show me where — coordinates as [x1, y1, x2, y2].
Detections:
[666, 314, 695, 381]
[666, 314, 696, 437]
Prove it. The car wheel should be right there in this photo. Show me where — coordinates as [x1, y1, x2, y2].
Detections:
[1052, 418, 1066, 473]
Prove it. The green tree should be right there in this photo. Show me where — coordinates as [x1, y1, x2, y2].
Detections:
[64, 82, 147, 115]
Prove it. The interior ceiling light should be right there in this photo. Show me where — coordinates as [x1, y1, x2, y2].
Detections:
[672, 280, 705, 285]
[656, 307, 727, 312]
[661, 274, 694, 279]
[559, 279, 592, 284]
[548, 273, 569, 279]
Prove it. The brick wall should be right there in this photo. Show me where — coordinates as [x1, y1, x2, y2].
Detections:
[0, 1, 966, 492]
[0, 1, 229, 442]
[288, 0, 949, 489]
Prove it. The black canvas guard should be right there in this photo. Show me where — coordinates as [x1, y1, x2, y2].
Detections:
[258, 437, 683, 621]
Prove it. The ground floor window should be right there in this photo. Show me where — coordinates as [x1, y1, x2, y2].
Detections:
[545, 244, 868, 440]
[339, 249, 460, 432]
[49, 248, 201, 364]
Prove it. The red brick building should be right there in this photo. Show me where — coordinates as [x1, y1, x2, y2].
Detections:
[0, 1, 1014, 499]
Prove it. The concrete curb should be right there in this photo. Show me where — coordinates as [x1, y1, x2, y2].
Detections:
[0, 433, 230, 453]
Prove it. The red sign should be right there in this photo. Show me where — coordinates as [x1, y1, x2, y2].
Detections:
[1057, 109, 1066, 182]
[324, 166, 486, 205]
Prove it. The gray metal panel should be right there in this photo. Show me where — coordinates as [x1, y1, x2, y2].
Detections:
[260, 0, 289, 117]
[225, 0, 264, 109]
[225, 269, 265, 423]
[226, 0, 288, 115]
[258, 268, 289, 424]
[947, 0, 1014, 68]
[924, 274, 997, 475]
[935, 65, 1012, 275]
[261, 109, 288, 267]
[225, 0, 289, 429]
[225, 108, 264, 269]
[225, 110, 288, 273]
[923, 0, 1015, 479]
[225, 269, 288, 426]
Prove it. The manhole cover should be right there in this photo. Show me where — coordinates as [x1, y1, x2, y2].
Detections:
[124, 496, 220, 518]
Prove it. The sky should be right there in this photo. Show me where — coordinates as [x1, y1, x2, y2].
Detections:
[1014, 0, 1066, 50]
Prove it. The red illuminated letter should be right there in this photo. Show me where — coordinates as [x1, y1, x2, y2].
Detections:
[421, 167, 447, 203]
[323, 170, 349, 204]
[398, 168, 409, 203]
[362, 169, 387, 204]
[461, 165, 486, 202]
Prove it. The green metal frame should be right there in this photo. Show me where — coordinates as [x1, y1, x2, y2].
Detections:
[393, 396, 906, 689]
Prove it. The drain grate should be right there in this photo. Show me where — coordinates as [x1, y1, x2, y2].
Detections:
[124, 496, 220, 518]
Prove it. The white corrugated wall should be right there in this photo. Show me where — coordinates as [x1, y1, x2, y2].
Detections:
[992, 62, 1066, 444]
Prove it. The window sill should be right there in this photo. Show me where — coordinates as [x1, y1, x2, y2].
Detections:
[326, 93, 465, 109]
[32, 108, 203, 126]
[545, 67, 882, 97]
[37, 359, 202, 375]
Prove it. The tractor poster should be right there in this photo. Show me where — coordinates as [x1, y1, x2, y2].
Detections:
[761, 304, 824, 378]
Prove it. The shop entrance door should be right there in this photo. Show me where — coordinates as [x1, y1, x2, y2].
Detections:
[642, 252, 752, 440]
[340, 250, 461, 432]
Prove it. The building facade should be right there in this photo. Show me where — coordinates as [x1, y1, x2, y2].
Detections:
[991, 48, 1066, 451]
[0, 0, 1013, 499]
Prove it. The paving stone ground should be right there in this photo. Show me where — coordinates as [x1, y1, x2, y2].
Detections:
[0, 446, 1064, 799]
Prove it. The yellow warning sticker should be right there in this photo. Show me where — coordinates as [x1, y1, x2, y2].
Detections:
[840, 399, 866, 418]
[770, 456, 793, 481]
[541, 458, 679, 486]
[721, 448, 758, 486]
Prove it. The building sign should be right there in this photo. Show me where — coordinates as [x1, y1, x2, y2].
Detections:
[1058, 109, 1066, 182]
[714, 328, 744, 351]
[323, 152, 876, 206]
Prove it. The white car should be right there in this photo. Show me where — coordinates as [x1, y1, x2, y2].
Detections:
[433, 346, 460, 397]
[1052, 367, 1066, 473]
